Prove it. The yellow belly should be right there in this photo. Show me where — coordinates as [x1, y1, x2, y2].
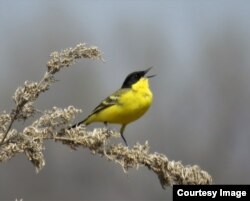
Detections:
[86, 87, 153, 125]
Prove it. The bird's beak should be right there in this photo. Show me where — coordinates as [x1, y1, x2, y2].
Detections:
[147, 74, 156, 78]
[144, 66, 156, 78]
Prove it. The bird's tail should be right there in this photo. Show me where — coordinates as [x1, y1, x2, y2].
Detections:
[69, 115, 91, 129]
[69, 120, 85, 129]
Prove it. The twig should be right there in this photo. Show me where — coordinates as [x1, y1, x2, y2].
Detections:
[0, 70, 53, 145]
[0, 43, 102, 145]
[0, 122, 213, 187]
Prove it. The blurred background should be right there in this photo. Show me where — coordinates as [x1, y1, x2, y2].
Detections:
[1, 0, 250, 200]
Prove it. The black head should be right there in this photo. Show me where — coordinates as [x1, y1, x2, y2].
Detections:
[121, 67, 154, 88]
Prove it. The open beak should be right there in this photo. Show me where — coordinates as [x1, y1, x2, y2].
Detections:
[144, 66, 156, 78]
[147, 74, 156, 78]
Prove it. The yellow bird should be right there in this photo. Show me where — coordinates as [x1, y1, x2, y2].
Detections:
[70, 67, 155, 145]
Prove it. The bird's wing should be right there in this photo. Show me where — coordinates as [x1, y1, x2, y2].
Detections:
[91, 88, 128, 115]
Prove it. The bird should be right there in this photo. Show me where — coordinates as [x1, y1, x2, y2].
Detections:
[70, 67, 155, 146]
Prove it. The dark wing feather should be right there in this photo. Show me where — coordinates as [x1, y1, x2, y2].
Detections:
[91, 89, 127, 115]
[69, 89, 128, 128]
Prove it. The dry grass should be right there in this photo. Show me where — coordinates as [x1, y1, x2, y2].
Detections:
[0, 43, 212, 189]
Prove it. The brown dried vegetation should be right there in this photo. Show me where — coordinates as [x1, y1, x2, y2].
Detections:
[0, 43, 212, 189]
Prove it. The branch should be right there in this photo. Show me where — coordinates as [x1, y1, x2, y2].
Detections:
[0, 113, 212, 187]
[0, 43, 212, 189]
[0, 43, 102, 144]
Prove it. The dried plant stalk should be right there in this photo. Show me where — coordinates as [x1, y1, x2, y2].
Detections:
[0, 43, 102, 144]
[0, 43, 212, 189]
[52, 128, 212, 187]
[47, 43, 103, 73]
